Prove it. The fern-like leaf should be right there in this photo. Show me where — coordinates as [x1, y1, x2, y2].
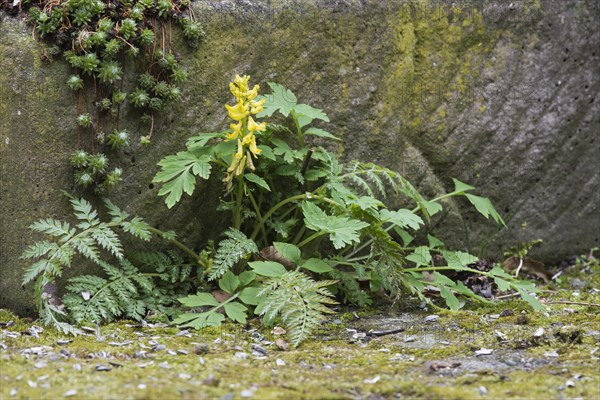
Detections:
[255, 271, 337, 347]
[120, 216, 152, 241]
[208, 228, 258, 281]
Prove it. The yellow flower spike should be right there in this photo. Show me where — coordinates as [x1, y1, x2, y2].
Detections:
[247, 116, 267, 133]
[250, 98, 266, 114]
[225, 102, 249, 121]
[248, 134, 262, 157]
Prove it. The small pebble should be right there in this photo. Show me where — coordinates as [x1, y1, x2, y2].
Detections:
[178, 373, 192, 380]
[153, 345, 166, 352]
[363, 375, 380, 384]
[203, 374, 220, 387]
[167, 350, 177, 356]
[137, 384, 146, 390]
[475, 348, 494, 356]
[240, 389, 254, 398]
[478, 386, 488, 395]
[9, 388, 17, 397]
[275, 358, 285, 366]
[271, 327, 286, 335]
[234, 352, 249, 360]
[63, 390, 77, 397]
[566, 380, 575, 388]
[533, 328, 545, 337]
[56, 339, 72, 345]
[404, 335, 417, 343]
[72, 364, 81, 371]
[424, 315, 440, 322]
[96, 365, 111, 372]
[220, 394, 234, 400]
[177, 349, 189, 355]
[158, 362, 170, 369]
[251, 344, 268, 356]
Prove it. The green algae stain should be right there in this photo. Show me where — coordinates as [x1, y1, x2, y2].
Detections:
[382, 1, 501, 142]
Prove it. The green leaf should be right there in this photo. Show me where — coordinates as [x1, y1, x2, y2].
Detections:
[218, 271, 239, 295]
[293, 104, 330, 128]
[273, 242, 302, 264]
[439, 250, 478, 269]
[406, 246, 431, 267]
[178, 292, 218, 307]
[175, 311, 225, 328]
[423, 200, 443, 216]
[186, 132, 225, 149]
[238, 286, 260, 305]
[300, 258, 333, 273]
[244, 173, 271, 191]
[301, 202, 369, 249]
[223, 302, 248, 323]
[394, 228, 414, 246]
[257, 145, 275, 160]
[452, 178, 476, 193]
[304, 127, 340, 141]
[350, 196, 384, 211]
[153, 152, 212, 208]
[238, 271, 256, 287]
[439, 286, 461, 311]
[465, 194, 505, 226]
[380, 209, 423, 230]
[516, 288, 545, 311]
[249, 261, 286, 277]
[427, 234, 444, 249]
[432, 271, 457, 286]
[494, 277, 511, 292]
[257, 82, 297, 117]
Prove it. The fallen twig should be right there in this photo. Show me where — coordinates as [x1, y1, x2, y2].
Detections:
[546, 300, 600, 307]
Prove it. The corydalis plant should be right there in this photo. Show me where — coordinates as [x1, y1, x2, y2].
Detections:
[152, 76, 543, 347]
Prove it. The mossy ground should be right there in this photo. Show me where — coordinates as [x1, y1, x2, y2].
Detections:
[2, 261, 599, 399]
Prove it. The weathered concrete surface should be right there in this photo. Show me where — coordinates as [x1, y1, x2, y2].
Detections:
[1, 0, 599, 314]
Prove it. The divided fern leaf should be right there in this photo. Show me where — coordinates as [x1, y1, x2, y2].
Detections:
[255, 271, 337, 347]
[208, 228, 258, 281]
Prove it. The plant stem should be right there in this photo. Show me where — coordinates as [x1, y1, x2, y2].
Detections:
[250, 192, 340, 241]
[233, 176, 244, 230]
[247, 189, 267, 244]
[147, 227, 200, 261]
[290, 109, 304, 147]
[297, 231, 327, 248]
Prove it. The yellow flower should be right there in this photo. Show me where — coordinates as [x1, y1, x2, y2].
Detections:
[235, 155, 246, 175]
[248, 134, 262, 158]
[247, 116, 266, 133]
[246, 84, 259, 101]
[245, 151, 256, 171]
[233, 74, 250, 88]
[235, 139, 244, 159]
[223, 75, 267, 182]
[225, 102, 249, 121]
[226, 121, 242, 141]
[250, 98, 266, 114]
